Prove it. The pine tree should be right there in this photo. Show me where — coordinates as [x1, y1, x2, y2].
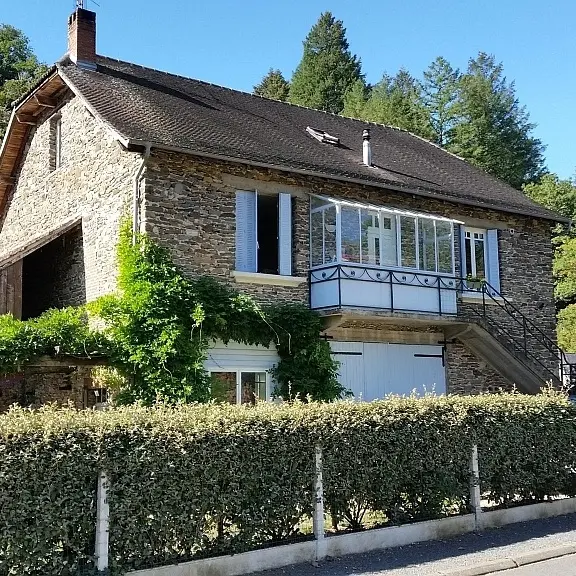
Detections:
[448, 52, 545, 189]
[341, 79, 369, 119]
[358, 70, 433, 139]
[253, 69, 290, 101]
[422, 56, 459, 146]
[0, 25, 47, 140]
[289, 12, 362, 113]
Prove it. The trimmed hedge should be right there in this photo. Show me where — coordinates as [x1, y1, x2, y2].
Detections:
[1, 394, 576, 575]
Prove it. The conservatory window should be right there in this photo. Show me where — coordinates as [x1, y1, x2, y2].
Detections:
[310, 195, 459, 275]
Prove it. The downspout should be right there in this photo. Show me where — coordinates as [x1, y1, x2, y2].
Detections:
[132, 143, 151, 244]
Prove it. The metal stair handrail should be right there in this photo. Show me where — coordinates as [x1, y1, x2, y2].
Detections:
[473, 280, 574, 388]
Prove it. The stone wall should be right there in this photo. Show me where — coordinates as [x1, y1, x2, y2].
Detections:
[0, 366, 95, 412]
[143, 151, 557, 394]
[0, 94, 142, 302]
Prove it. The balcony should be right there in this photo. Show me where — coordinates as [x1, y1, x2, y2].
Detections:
[310, 264, 458, 315]
[309, 194, 461, 316]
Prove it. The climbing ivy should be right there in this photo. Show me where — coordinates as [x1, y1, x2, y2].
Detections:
[0, 222, 341, 403]
[91, 222, 342, 404]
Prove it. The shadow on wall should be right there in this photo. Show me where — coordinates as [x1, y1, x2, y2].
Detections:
[21, 224, 86, 319]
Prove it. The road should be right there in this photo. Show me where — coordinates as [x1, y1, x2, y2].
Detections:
[486, 554, 576, 575]
[249, 514, 576, 576]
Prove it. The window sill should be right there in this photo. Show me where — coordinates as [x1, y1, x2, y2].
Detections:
[231, 271, 307, 287]
[459, 292, 509, 305]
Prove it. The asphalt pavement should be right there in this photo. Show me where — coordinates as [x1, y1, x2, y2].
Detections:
[485, 554, 576, 575]
[249, 514, 576, 576]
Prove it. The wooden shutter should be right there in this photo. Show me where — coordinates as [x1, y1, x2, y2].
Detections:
[235, 190, 257, 272]
[486, 229, 501, 293]
[0, 260, 23, 319]
[278, 193, 292, 276]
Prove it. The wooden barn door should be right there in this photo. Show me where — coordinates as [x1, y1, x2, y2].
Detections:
[0, 260, 22, 319]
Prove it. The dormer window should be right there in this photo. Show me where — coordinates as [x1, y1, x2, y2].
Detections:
[49, 115, 62, 171]
[306, 126, 340, 146]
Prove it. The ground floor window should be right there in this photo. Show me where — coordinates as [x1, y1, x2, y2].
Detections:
[210, 370, 268, 404]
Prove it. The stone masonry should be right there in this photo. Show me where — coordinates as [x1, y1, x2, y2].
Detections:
[0, 97, 559, 400]
[0, 94, 142, 303]
[143, 150, 557, 394]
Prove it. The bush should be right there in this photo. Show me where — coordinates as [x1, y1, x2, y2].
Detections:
[1, 394, 575, 575]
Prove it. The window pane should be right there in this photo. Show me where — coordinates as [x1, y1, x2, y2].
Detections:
[381, 215, 398, 266]
[436, 222, 453, 274]
[400, 216, 416, 268]
[324, 205, 337, 264]
[418, 219, 436, 272]
[311, 210, 324, 267]
[241, 372, 267, 404]
[341, 207, 360, 263]
[211, 372, 237, 404]
[361, 209, 379, 265]
[475, 238, 486, 279]
[311, 196, 331, 210]
[465, 237, 473, 276]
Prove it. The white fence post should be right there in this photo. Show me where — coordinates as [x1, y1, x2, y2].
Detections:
[313, 446, 326, 561]
[469, 445, 482, 530]
[95, 471, 110, 571]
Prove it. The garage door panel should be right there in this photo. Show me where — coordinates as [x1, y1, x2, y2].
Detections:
[331, 341, 446, 400]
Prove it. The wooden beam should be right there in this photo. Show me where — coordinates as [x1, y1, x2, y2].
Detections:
[0, 175, 15, 185]
[34, 94, 56, 108]
[15, 114, 36, 126]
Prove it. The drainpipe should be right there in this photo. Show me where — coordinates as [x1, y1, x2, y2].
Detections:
[132, 143, 151, 244]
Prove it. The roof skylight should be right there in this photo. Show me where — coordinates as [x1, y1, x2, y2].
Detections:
[306, 126, 340, 146]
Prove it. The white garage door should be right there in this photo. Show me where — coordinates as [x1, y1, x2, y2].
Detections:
[331, 342, 446, 400]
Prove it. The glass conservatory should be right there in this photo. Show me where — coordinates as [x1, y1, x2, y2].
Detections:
[309, 195, 461, 315]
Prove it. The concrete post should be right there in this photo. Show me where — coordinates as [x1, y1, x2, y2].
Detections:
[313, 446, 326, 561]
[95, 471, 109, 571]
[469, 444, 482, 530]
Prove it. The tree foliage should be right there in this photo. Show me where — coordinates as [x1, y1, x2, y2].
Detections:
[344, 70, 433, 139]
[289, 12, 363, 113]
[422, 56, 460, 146]
[253, 68, 290, 101]
[0, 24, 47, 140]
[448, 53, 545, 189]
[523, 173, 576, 222]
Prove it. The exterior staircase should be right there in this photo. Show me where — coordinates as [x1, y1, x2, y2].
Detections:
[448, 281, 576, 395]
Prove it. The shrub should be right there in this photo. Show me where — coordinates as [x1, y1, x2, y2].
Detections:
[1, 394, 575, 575]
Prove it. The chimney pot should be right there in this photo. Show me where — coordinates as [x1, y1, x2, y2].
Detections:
[67, 8, 97, 69]
[362, 129, 372, 166]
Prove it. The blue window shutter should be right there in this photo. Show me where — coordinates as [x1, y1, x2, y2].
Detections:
[486, 229, 501, 293]
[459, 224, 466, 279]
[278, 193, 292, 276]
[235, 190, 257, 272]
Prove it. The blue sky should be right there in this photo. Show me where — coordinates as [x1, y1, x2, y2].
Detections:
[4, 0, 575, 178]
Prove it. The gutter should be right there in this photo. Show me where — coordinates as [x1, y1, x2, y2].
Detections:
[123, 138, 568, 225]
[132, 143, 151, 243]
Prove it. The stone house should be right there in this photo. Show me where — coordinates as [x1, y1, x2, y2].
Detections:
[0, 8, 572, 408]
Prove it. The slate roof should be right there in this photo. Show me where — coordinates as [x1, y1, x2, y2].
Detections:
[58, 55, 562, 222]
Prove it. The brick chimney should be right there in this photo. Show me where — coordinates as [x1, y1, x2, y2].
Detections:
[67, 8, 97, 69]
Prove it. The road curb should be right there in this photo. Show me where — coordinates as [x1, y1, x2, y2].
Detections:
[440, 544, 576, 575]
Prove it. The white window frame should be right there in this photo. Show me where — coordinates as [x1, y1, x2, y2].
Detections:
[209, 369, 271, 404]
[463, 227, 488, 279]
[309, 194, 459, 276]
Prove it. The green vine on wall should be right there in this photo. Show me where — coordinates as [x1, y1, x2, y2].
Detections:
[0, 222, 343, 404]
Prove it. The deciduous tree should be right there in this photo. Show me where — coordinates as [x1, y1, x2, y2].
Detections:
[0, 25, 47, 140]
